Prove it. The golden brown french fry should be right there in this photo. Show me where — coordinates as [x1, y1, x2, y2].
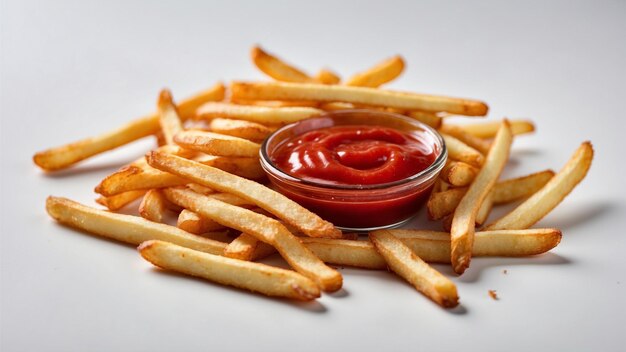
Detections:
[369, 231, 459, 308]
[207, 193, 254, 208]
[428, 187, 467, 220]
[46, 196, 226, 254]
[157, 89, 184, 145]
[33, 83, 225, 171]
[486, 142, 593, 230]
[302, 228, 561, 269]
[194, 155, 265, 180]
[209, 118, 276, 140]
[223, 233, 259, 261]
[314, 69, 341, 84]
[231, 81, 488, 116]
[439, 124, 492, 154]
[174, 130, 260, 157]
[196, 102, 324, 125]
[96, 190, 146, 211]
[186, 183, 214, 195]
[250, 46, 315, 83]
[177, 209, 225, 234]
[475, 192, 494, 226]
[442, 133, 485, 167]
[319, 102, 356, 111]
[147, 151, 341, 239]
[440, 161, 479, 187]
[345, 55, 405, 88]
[451, 121, 512, 274]
[407, 111, 443, 129]
[451, 119, 535, 139]
[163, 187, 342, 292]
[139, 240, 320, 301]
[138, 189, 169, 223]
[95, 158, 187, 197]
[233, 100, 320, 108]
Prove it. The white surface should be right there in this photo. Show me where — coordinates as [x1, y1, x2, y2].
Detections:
[1, 0, 625, 351]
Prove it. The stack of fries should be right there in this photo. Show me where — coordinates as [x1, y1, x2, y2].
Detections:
[34, 46, 593, 308]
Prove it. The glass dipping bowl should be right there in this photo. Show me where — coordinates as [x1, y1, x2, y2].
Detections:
[260, 110, 447, 232]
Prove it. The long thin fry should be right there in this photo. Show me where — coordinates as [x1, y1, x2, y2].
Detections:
[177, 209, 225, 234]
[370, 231, 459, 308]
[157, 89, 184, 145]
[163, 187, 342, 292]
[33, 83, 225, 171]
[139, 240, 320, 301]
[486, 142, 593, 230]
[451, 119, 535, 139]
[174, 130, 260, 157]
[138, 189, 169, 223]
[196, 102, 324, 125]
[208, 118, 275, 140]
[231, 81, 488, 116]
[251, 46, 315, 83]
[96, 190, 146, 211]
[314, 69, 341, 84]
[440, 161, 479, 187]
[345, 55, 405, 87]
[441, 133, 484, 167]
[146, 151, 341, 238]
[451, 121, 512, 274]
[439, 124, 492, 154]
[223, 233, 260, 261]
[407, 111, 443, 129]
[46, 196, 226, 254]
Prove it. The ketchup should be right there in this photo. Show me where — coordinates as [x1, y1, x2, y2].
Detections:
[271, 125, 436, 186]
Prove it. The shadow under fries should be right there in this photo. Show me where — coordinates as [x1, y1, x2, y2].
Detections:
[38, 158, 137, 178]
[536, 200, 619, 232]
[149, 267, 328, 313]
[455, 252, 571, 284]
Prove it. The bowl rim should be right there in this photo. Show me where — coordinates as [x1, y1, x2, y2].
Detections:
[259, 109, 448, 191]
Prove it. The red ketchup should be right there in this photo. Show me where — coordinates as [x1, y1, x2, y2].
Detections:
[269, 125, 437, 229]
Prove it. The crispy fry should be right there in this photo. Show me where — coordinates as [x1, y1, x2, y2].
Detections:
[138, 189, 169, 223]
[251, 46, 315, 83]
[428, 187, 467, 220]
[475, 192, 494, 226]
[96, 190, 146, 211]
[302, 229, 561, 269]
[194, 155, 265, 180]
[95, 158, 187, 197]
[209, 118, 276, 140]
[440, 161, 479, 187]
[407, 111, 443, 129]
[157, 89, 184, 145]
[486, 142, 593, 230]
[451, 121, 512, 274]
[223, 233, 259, 261]
[314, 69, 341, 84]
[231, 81, 488, 116]
[33, 83, 225, 171]
[439, 124, 491, 154]
[369, 231, 459, 308]
[196, 102, 324, 125]
[345, 55, 405, 88]
[441, 134, 485, 167]
[233, 100, 320, 108]
[451, 119, 535, 139]
[319, 102, 356, 111]
[147, 151, 341, 239]
[174, 130, 260, 157]
[139, 240, 320, 300]
[46, 196, 226, 254]
[177, 209, 225, 234]
[163, 187, 342, 292]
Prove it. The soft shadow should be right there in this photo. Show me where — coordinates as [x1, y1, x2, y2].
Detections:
[447, 304, 468, 315]
[150, 268, 328, 313]
[327, 288, 350, 298]
[537, 201, 619, 231]
[39, 160, 131, 178]
[457, 252, 571, 283]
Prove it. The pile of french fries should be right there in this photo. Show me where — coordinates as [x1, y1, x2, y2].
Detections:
[35, 46, 593, 308]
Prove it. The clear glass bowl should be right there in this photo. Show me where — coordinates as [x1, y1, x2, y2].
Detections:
[260, 110, 447, 232]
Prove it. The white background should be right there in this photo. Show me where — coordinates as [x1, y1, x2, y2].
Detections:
[2, 1, 625, 351]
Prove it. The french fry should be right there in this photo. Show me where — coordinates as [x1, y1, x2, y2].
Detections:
[230, 81, 489, 116]
[486, 142, 593, 230]
[208, 118, 276, 140]
[451, 121, 512, 274]
[234, 100, 320, 108]
[33, 83, 225, 171]
[251, 46, 315, 83]
[194, 155, 265, 180]
[146, 151, 341, 239]
[223, 233, 260, 261]
[174, 130, 260, 157]
[177, 209, 225, 234]
[95, 190, 146, 211]
[441, 134, 485, 167]
[314, 69, 341, 84]
[439, 124, 491, 154]
[207, 193, 254, 208]
[407, 111, 443, 129]
[196, 102, 324, 125]
[95, 159, 187, 197]
[139, 240, 320, 301]
[163, 187, 342, 292]
[475, 192, 494, 226]
[138, 189, 169, 223]
[319, 102, 356, 111]
[440, 161, 479, 187]
[302, 228, 561, 269]
[369, 231, 459, 308]
[451, 119, 535, 139]
[345, 55, 405, 88]
[428, 170, 556, 220]
[46, 196, 226, 254]
[157, 89, 184, 145]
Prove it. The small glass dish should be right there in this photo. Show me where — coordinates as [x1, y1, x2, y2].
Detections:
[259, 110, 447, 232]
